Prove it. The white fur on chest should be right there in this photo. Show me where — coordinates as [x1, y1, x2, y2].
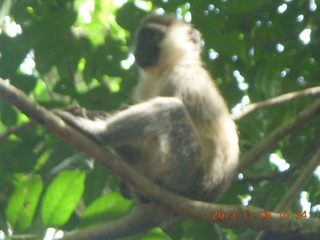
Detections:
[133, 71, 166, 102]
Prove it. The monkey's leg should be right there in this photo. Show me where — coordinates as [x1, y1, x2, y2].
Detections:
[54, 97, 200, 157]
[101, 97, 199, 148]
[56, 98, 195, 239]
[54, 96, 201, 195]
[102, 97, 202, 198]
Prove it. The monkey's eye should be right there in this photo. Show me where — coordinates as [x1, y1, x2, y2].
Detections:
[138, 28, 164, 44]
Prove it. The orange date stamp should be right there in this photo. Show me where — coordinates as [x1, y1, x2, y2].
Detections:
[211, 210, 307, 220]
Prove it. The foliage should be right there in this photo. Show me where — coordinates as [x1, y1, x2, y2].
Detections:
[0, 0, 319, 239]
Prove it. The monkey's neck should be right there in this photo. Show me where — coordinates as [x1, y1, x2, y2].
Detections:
[132, 70, 162, 102]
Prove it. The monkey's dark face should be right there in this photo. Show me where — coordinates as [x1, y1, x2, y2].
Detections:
[134, 15, 202, 70]
[134, 26, 165, 68]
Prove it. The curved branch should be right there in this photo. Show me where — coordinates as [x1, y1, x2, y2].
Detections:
[62, 204, 171, 240]
[239, 99, 320, 172]
[232, 86, 320, 120]
[1, 78, 320, 239]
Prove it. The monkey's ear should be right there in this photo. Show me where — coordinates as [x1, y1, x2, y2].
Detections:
[189, 29, 202, 45]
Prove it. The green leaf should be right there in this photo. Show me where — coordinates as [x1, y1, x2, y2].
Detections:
[0, 35, 29, 78]
[10, 74, 37, 94]
[0, 103, 17, 126]
[124, 227, 171, 240]
[138, 228, 171, 240]
[0, 125, 41, 173]
[5, 175, 43, 230]
[80, 192, 132, 228]
[41, 170, 86, 227]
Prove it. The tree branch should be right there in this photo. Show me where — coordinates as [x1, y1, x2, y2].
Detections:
[239, 160, 300, 183]
[256, 132, 320, 240]
[239, 99, 320, 172]
[275, 146, 320, 211]
[232, 86, 320, 120]
[257, 146, 320, 240]
[1, 78, 320, 239]
[239, 143, 320, 183]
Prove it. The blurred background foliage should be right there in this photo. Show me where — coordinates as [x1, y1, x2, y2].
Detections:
[0, 0, 319, 239]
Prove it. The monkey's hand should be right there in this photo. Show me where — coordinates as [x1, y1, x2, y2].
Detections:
[62, 104, 87, 117]
[56, 105, 111, 120]
[52, 108, 107, 144]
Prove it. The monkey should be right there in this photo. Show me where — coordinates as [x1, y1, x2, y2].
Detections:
[57, 14, 239, 239]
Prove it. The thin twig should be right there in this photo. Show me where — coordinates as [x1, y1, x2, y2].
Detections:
[240, 144, 320, 183]
[275, 146, 320, 211]
[239, 160, 300, 183]
[233, 86, 320, 120]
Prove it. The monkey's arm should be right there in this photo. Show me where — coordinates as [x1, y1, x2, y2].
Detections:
[52, 108, 108, 144]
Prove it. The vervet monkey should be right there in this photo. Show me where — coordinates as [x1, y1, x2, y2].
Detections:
[59, 14, 239, 239]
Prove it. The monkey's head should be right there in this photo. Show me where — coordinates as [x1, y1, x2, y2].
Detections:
[134, 15, 202, 70]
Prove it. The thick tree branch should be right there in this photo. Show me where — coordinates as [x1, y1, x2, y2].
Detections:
[62, 204, 173, 240]
[239, 99, 320, 172]
[1, 78, 320, 238]
[232, 86, 320, 120]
